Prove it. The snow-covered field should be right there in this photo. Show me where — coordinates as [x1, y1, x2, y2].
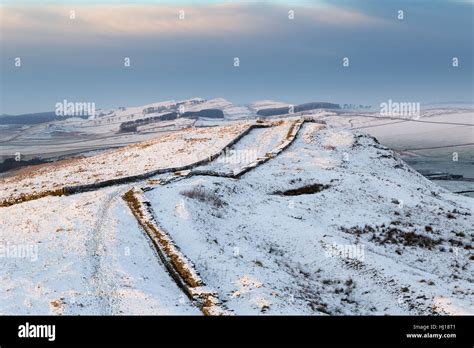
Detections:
[347, 111, 474, 153]
[199, 120, 297, 174]
[0, 188, 199, 314]
[0, 122, 251, 205]
[0, 115, 472, 315]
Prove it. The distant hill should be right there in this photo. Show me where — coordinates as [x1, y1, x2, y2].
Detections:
[257, 102, 340, 117]
[118, 109, 224, 133]
[181, 109, 224, 119]
[0, 112, 89, 125]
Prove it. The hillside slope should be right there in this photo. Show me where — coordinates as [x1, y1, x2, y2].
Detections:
[144, 123, 473, 314]
[0, 118, 472, 315]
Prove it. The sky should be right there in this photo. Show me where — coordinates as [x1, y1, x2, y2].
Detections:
[0, 0, 473, 114]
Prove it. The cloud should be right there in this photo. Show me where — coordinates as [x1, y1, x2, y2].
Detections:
[0, 3, 388, 46]
[297, 4, 387, 27]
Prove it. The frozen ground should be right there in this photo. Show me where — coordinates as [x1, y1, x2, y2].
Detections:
[144, 123, 473, 315]
[2, 99, 471, 199]
[0, 118, 471, 315]
[199, 120, 296, 174]
[0, 188, 199, 314]
[0, 122, 251, 205]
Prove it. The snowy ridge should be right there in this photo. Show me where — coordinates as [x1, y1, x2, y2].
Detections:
[143, 123, 473, 314]
[0, 115, 472, 315]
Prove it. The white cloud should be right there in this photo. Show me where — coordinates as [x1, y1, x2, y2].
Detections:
[0, 3, 388, 45]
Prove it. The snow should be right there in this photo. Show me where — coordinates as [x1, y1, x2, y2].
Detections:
[0, 122, 251, 205]
[249, 100, 290, 112]
[1, 115, 472, 315]
[0, 188, 199, 315]
[198, 120, 296, 174]
[352, 112, 474, 151]
[142, 122, 473, 315]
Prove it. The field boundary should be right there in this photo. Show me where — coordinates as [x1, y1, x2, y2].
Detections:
[0, 122, 271, 207]
[122, 187, 231, 316]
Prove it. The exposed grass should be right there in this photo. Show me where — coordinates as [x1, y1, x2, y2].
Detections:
[373, 229, 442, 249]
[180, 186, 227, 208]
[0, 188, 67, 207]
[342, 223, 443, 250]
[273, 183, 330, 196]
[285, 121, 298, 140]
[122, 189, 144, 218]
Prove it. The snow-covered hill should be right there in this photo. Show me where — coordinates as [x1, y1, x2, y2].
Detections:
[0, 117, 472, 315]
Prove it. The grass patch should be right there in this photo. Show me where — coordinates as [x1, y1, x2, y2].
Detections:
[0, 188, 67, 207]
[273, 183, 330, 196]
[372, 228, 442, 249]
[180, 186, 227, 208]
[342, 223, 443, 250]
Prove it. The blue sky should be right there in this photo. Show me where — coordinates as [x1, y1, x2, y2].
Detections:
[1, 0, 473, 114]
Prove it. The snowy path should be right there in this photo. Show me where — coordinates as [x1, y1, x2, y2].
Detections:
[0, 189, 200, 315]
[86, 188, 125, 314]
